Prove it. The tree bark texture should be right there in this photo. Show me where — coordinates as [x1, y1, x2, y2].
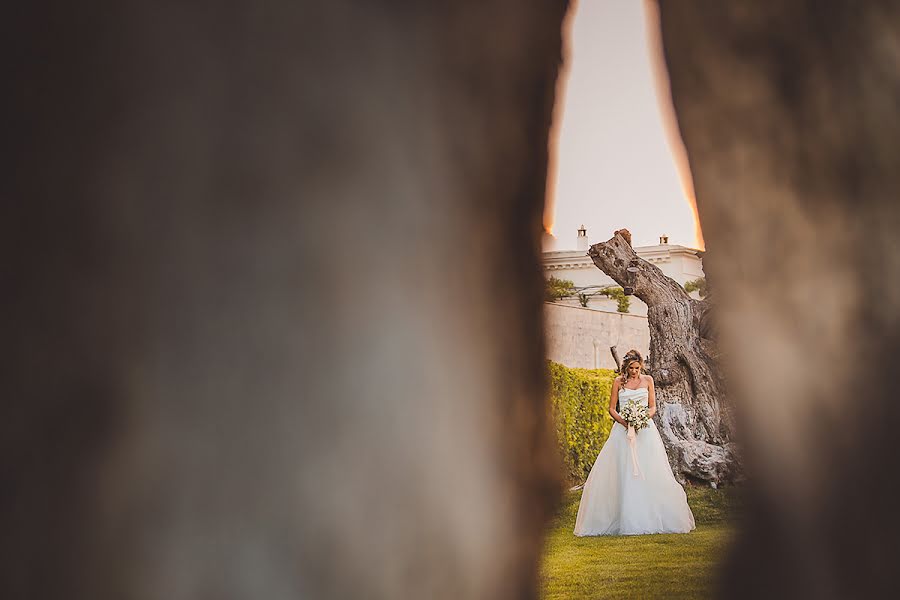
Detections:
[9, 0, 900, 598]
[658, 1, 900, 598]
[589, 232, 739, 485]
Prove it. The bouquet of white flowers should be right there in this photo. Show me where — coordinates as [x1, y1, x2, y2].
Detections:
[620, 399, 650, 479]
[620, 399, 650, 432]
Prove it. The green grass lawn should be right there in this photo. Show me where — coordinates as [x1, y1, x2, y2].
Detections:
[541, 485, 742, 599]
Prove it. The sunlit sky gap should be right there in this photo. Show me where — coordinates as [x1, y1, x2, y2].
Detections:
[543, 0, 705, 251]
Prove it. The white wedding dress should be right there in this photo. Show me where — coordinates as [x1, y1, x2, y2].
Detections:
[573, 387, 696, 536]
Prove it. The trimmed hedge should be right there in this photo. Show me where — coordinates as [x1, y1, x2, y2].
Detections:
[548, 361, 616, 484]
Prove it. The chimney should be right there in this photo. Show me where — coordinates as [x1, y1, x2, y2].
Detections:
[659, 234, 669, 245]
[577, 225, 589, 251]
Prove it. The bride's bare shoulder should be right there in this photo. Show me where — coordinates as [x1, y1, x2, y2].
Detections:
[642, 374, 654, 384]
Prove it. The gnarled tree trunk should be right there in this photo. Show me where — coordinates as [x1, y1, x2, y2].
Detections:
[589, 230, 740, 485]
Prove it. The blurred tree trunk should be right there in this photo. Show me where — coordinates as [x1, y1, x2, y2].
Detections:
[3, 2, 568, 599]
[657, 1, 900, 598]
[589, 231, 740, 485]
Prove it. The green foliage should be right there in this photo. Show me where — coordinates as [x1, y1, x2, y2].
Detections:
[545, 276, 576, 302]
[684, 277, 708, 298]
[547, 361, 616, 484]
[599, 286, 630, 313]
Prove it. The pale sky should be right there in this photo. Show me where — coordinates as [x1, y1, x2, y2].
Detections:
[543, 0, 703, 251]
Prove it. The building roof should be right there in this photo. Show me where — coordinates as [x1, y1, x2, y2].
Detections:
[542, 242, 703, 271]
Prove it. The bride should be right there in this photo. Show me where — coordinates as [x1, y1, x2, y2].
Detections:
[574, 349, 695, 536]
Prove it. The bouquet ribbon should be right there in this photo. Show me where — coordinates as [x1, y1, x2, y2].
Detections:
[626, 424, 645, 479]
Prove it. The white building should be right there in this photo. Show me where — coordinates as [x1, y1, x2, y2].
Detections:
[543, 226, 705, 316]
[542, 227, 704, 369]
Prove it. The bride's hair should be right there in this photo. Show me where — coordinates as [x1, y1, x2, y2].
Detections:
[619, 349, 643, 383]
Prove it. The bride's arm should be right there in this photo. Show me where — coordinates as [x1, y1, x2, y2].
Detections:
[647, 375, 657, 418]
[608, 377, 627, 427]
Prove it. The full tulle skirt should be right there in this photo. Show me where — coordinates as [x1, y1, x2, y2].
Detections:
[573, 419, 696, 536]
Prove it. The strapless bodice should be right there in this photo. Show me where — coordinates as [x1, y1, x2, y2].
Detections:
[619, 387, 649, 406]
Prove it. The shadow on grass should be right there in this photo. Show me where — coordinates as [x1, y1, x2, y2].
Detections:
[541, 485, 743, 599]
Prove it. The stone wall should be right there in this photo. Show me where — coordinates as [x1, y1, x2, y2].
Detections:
[543, 302, 650, 370]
